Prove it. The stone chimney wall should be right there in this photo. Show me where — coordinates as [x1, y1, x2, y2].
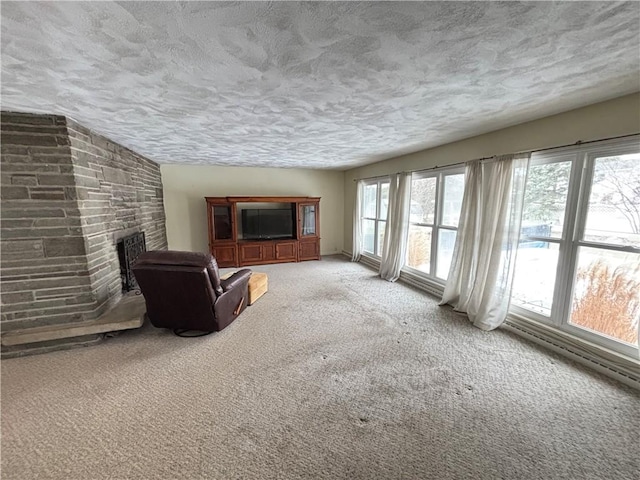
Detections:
[1, 111, 167, 334]
[66, 118, 167, 316]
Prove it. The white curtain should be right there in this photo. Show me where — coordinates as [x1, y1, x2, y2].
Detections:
[380, 172, 411, 281]
[440, 153, 530, 330]
[351, 180, 364, 262]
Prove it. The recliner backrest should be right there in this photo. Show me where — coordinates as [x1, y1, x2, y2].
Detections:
[135, 251, 223, 295]
[132, 251, 225, 331]
[133, 264, 217, 331]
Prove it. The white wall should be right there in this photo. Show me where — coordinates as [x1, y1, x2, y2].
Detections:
[161, 166, 345, 255]
[343, 92, 640, 253]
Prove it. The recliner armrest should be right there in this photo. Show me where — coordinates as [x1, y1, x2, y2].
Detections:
[220, 269, 252, 292]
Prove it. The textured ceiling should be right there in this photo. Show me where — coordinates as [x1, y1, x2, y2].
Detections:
[1, 2, 639, 170]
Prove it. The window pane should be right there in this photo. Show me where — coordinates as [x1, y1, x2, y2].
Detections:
[512, 242, 560, 316]
[377, 221, 386, 255]
[363, 183, 378, 218]
[522, 161, 571, 239]
[362, 219, 375, 253]
[583, 153, 640, 247]
[570, 247, 639, 345]
[406, 225, 432, 274]
[379, 182, 390, 220]
[411, 177, 436, 224]
[441, 174, 464, 227]
[436, 229, 457, 279]
[301, 205, 316, 236]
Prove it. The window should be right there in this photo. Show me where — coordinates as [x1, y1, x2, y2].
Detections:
[511, 137, 640, 356]
[405, 167, 464, 281]
[568, 151, 640, 348]
[512, 155, 573, 316]
[361, 178, 390, 257]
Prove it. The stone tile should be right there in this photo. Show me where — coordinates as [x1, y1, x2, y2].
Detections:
[0, 219, 34, 229]
[28, 146, 72, 156]
[43, 237, 87, 257]
[1, 208, 66, 218]
[37, 174, 77, 186]
[2, 133, 60, 146]
[64, 187, 78, 200]
[2, 164, 60, 173]
[3, 227, 70, 239]
[1, 276, 90, 293]
[1, 124, 67, 134]
[74, 175, 101, 189]
[1, 186, 29, 199]
[102, 166, 132, 185]
[1, 257, 87, 270]
[35, 286, 92, 299]
[1, 292, 34, 304]
[28, 154, 73, 165]
[1, 298, 70, 314]
[33, 217, 81, 228]
[10, 175, 38, 186]
[1, 312, 85, 331]
[1, 145, 29, 155]
[30, 191, 67, 201]
[1, 112, 59, 125]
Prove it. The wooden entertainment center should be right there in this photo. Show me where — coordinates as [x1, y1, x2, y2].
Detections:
[205, 196, 320, 268]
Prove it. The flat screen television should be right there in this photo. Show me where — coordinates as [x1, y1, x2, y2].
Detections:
[241, 208, 294, 240]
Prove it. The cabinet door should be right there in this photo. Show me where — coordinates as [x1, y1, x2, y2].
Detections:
[299, 203, 318, 238]
[212, 244, 237, 267]
[275, 241, 297, 261]
[239, 244, 263, 264]
[211, 204, 235, 241]
[299, 239, 320, 261]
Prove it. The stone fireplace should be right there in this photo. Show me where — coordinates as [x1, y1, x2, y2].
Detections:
[1, 111, 167, 356]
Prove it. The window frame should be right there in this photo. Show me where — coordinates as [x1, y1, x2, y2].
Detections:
[404, 165, 465, 283]
[511, 151, 578, 321]
[563, 140, 640, 355]
[510, 136, 640, 357]
[360, 177, 390, 258]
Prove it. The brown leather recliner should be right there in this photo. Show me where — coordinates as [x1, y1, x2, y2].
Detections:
[132, 250, 252, 335]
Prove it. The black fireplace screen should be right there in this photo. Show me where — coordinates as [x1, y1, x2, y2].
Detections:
[117, 232, 146, 292]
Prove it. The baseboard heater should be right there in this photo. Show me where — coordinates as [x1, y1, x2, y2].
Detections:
[503, 317, 640, 390]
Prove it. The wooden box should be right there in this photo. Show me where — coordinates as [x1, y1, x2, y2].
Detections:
[248, 272, 268, 305]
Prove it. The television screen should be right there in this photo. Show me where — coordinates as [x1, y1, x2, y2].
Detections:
[241, 209, 294, 240]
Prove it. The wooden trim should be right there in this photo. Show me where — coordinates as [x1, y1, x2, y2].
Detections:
[233, 297, 245, 316]
[206, 196, 320, 203]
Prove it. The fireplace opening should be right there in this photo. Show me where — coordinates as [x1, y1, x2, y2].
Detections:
[117, 232, 146, 292]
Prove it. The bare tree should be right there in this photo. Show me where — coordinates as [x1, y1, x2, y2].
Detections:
[410, 176, 437, 223]
[596, 157, 640, 234]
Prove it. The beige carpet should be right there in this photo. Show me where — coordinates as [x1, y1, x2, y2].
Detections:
[2, 255, 638, 480]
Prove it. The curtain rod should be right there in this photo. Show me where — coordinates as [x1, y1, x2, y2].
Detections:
[353, 132, 639, 182]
